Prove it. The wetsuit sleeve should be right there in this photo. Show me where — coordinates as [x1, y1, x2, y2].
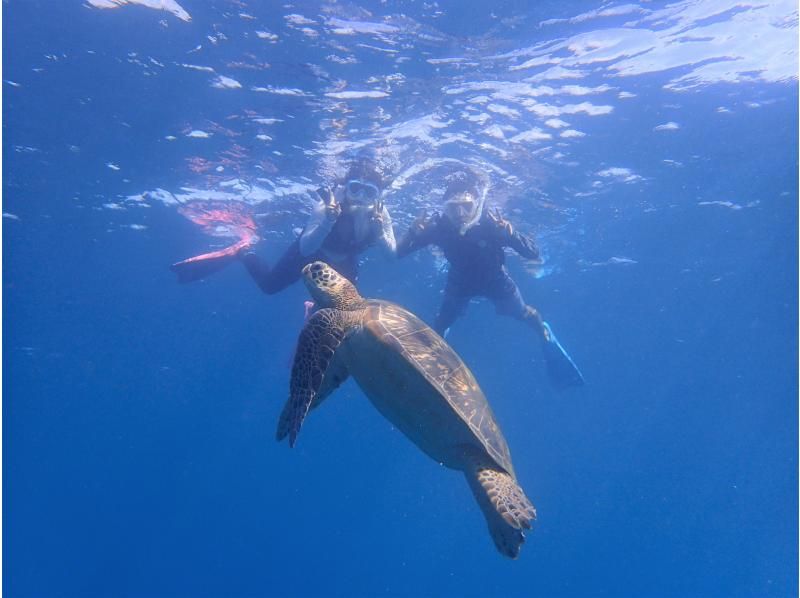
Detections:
[396, 215, 437, 258]
[489, 212, 540, 259]
[375, 205, 397, 257]
[506, 227, 541, 260]
[299, 199, 335, 257]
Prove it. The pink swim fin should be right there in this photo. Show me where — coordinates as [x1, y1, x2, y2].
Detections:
[170, 238, 251, 283]
[170, 199, 259, 283]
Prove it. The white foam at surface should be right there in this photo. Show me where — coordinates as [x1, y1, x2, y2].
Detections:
[211, 75, 242, 89]
[284, 14, 316, 26]
[606, 257, 637, 265]
[447, 82, 613, 118]
[310, 138, 375, 158]
[325, 90, 390, 99]
[616, 2, 796, 88]
[486, 104, 520, 118]
[328, 54, 359, 65]
[510, 55, 557, 72]
[510, 128, 552, 143]
[503, 1, 797, 90]
[186, 130, 211, 138]
[103, 0, 796, 244]
[559, 84, 613, 96]
[428, 57, 470, 65]
[544, 118, 569, 128]
[447, 81, 547, 98]
[86, 0, 191, 22]
[580, 256, 639, 267]
[654, 122, 680, 131]
[463, 112, 490, 124]
[133, 179, 320, 209]
[482, 125, 507, 139]
[597, 167, 642, 182]
[383, 113, 450, 145]
[130, 188, 177, 205]
[251, 86, 307, 96]
[524, 66, 586, 82]
[357, 44, 400, 54]
[525, 101, 614, 117]
[180, 64, 215, 73]
[698, 200, 746, 210]
[541, 4, 645, 26]
[326, 17, 400, 35]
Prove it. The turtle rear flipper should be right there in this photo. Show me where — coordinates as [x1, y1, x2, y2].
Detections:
[464, 452, 536, 559]
[277, 308, 348, 447]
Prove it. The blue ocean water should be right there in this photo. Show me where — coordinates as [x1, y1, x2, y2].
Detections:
[4, 1, 798, 596]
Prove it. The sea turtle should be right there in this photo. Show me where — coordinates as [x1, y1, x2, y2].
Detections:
[277, 261, 536, 558]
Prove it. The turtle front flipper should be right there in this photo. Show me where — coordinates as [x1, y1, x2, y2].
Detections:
[463, 450, 536, 559]
[277, 308, 349, 447]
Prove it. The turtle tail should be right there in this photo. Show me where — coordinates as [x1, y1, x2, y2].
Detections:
[464, 458, 536, 559]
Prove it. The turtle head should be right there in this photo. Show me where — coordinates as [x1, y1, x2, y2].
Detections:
[302, 262, 363, 310]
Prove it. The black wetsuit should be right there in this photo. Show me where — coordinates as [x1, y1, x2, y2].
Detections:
[241, 211, 380, 294]
[397, 212, 540, 333]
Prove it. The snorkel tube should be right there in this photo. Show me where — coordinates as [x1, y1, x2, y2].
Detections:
[442, 168, 487, 235]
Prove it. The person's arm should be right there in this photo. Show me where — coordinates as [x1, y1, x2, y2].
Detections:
[396, 212, 436, 258]
[487, 209, 541, 260]
[299, 187, 340, 257]
[373, 205, 397, 257]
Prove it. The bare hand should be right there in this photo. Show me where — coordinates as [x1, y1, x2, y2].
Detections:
[317, 186, 341, 221]
[488, 207, 513, 235]
[411, 209, 428, 234]
[369, 199, 385, 230]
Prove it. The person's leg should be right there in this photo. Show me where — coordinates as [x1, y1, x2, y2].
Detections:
[488, 272, 584, 388]
[239, 240, 307, 295]
[487, 273, 548, 338]
[433, 279, 471, 337]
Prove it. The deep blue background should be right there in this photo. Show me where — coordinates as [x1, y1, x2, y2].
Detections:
[4, 1, 798, 596]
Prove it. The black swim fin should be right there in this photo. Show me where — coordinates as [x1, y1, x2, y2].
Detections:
[541, 322, 585, 389]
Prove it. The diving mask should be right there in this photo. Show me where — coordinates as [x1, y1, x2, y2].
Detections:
[444, 191, 481, 233]
[344, 179, 380, 206]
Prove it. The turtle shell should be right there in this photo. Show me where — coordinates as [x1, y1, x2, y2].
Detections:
[362, 299, 515, 476]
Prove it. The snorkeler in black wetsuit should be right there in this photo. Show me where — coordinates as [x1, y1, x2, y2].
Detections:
[171, 156, 396, 291]
[238, 157, 395, 293]
[397, 170, 584, 389]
